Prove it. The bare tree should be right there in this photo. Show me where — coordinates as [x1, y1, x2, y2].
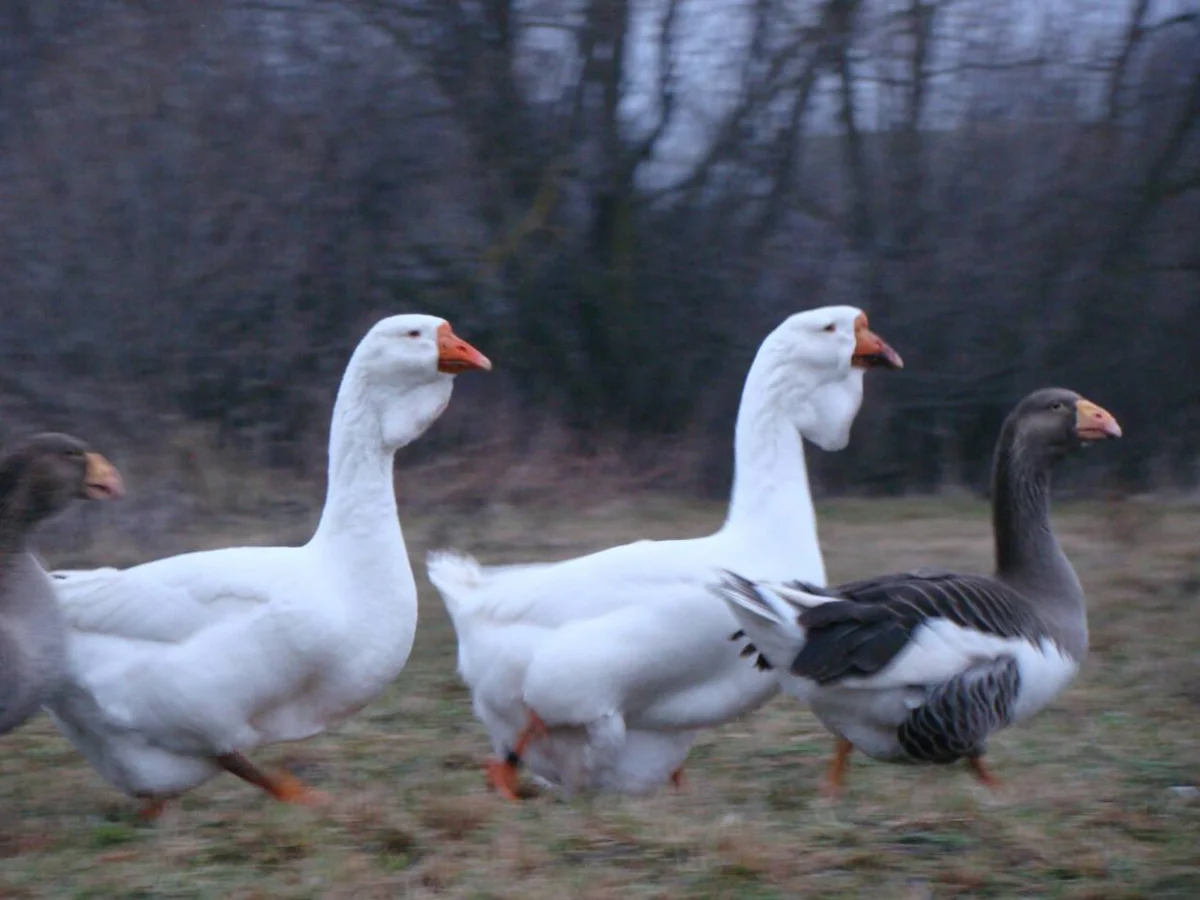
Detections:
[1, 0, 1196, 496]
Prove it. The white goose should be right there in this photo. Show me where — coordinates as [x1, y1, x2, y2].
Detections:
[45, 314, 490, 816]
[428, 305, 902, 798]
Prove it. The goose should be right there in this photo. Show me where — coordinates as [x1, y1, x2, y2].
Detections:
[1, 434, 123, 736]
[428, 306, 902, 799]
[44, 315, 490, 817]
[714, 388, 1121, 795]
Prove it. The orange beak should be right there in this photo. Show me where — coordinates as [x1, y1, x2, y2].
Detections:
[83, 453, 124, 500]
[851, 313, 903, 370]
[436, 322, 492, 374]
[1074, 398, 1122, 441]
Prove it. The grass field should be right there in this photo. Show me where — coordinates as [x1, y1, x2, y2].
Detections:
[2, 495, 1198, 899]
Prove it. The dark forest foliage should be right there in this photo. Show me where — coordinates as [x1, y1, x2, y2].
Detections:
[1, 0, 1197, 499]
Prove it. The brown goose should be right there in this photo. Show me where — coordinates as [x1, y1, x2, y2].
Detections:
[0, 433, 123, 735]
[713, 388, 1121, 795]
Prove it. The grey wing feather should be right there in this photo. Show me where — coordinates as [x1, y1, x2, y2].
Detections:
[790, 573, 1040, 684]
[897, 656, 1021, 763]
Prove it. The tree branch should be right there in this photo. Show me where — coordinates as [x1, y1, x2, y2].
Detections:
[1108, 0, 1152, 123]
[641, 0, 811, 205]
[1104, 59, 1200, 267]
[1159, 172, 1200, 201]
[630, 0, 683, 167]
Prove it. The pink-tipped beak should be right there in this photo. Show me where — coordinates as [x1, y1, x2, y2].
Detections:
[83, 453, 124, 500]
[1074, 399, 1122, 441]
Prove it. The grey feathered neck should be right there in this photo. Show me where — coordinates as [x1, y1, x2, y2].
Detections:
[0, 452, 71, 733]
[990, 418, 1087, 657]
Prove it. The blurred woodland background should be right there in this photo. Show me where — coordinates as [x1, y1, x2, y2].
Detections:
[3, 9, 1198, 897]
[1, 0, 1197, 521]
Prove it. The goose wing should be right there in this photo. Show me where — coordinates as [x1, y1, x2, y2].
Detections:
[783, 571, 1041, 685]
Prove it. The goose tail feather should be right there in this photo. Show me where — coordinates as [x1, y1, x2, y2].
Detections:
[710, 570, 811, 672]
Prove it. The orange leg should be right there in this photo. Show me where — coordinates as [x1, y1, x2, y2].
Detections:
[967, 755, 1001, 789]
[670, 766, 686, 790]
[484, 711, 548, 801]
[216, 752, 331, 806]
[820, 737, 854, 799]
[136, 798, 170, 821]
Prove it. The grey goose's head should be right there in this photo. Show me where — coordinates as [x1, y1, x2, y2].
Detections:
[1004, 388, 1122, 465]
[0, 433, 124, 531]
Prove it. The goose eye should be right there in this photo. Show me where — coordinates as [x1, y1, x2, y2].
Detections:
[406, 329, 421, 338]
[1049, 402, 1066, 411]
[822, 323, 836, 332]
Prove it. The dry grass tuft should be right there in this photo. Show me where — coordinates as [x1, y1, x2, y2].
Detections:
[418, 796, 494, 840]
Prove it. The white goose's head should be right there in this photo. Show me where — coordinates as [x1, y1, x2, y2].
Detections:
[759, 305, 902, 452]
[347, 313, 492, 450]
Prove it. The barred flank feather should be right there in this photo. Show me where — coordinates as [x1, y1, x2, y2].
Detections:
[898, 656, 1020, 763]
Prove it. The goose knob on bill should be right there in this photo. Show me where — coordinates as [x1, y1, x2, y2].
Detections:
[713, 388, 1121, 796]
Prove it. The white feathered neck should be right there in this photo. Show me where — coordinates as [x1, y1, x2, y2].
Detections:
[310, 345, 452, 550]
[720, 332, 862, 560]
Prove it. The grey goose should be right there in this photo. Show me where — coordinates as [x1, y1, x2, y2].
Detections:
[0, 433, 123, 735]
[713, 388, 1121, 795]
